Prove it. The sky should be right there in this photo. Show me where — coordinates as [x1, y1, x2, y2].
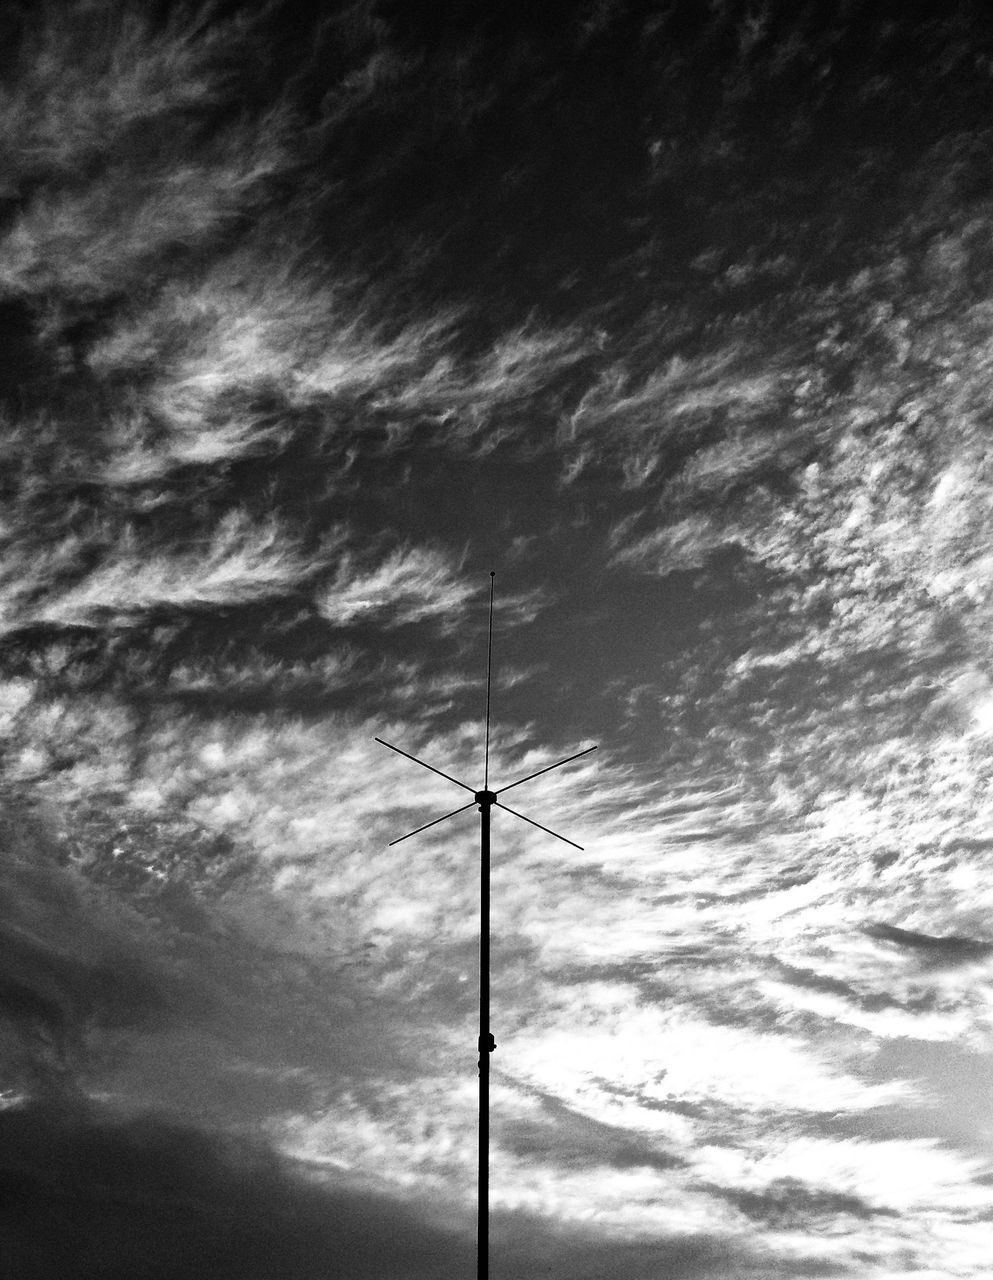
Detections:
[3, 1, 993, 1276]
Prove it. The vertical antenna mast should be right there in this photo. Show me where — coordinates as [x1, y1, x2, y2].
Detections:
[478, 568, 495, 1279]
[484, 570, 495, 789]
[375, 573, 597, 1280]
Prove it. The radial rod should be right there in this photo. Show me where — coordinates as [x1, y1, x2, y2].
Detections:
[495, 799, 584, 850]
[387, 799, 478, 847]
[496, 744, 598, 797]
[374, 737, 475, 794]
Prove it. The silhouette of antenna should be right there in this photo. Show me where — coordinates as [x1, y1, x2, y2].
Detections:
[376, 571, 597, 1280]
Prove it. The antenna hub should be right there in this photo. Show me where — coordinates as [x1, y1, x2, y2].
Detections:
[475, 789, 497, 807]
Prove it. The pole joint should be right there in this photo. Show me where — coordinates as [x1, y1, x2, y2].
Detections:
[477, 1032, 496, 1075]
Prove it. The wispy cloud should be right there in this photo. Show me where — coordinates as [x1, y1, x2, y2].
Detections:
[0, 0, 289, 306]
[609, 515, 732, 574]
[0, 3, 238, 186]
[0, 125, 289, 302]
[25, 511, 337, 626]
[316, 545, 476, 629]
[561, 350, 784, 487]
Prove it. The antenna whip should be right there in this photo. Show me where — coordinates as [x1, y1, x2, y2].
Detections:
[484, 570, 495, 788]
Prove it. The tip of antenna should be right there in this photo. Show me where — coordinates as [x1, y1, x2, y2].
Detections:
[490, 570, 495, 577]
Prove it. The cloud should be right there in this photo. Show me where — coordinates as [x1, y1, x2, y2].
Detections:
[26, 510, 336, 626]
[161, 648, 361, 701]
[609, 515, 734, 573]
[99, 407, 288, 486]
[0, 125, 289, 303]
[87, 257, 461, 437]
[593, 225, 993, 1014]
[316, 545, 476, 629]
[0, 2, 237, 188]
[562, 349, 782, 483]
[75, 252, 583, 501]
[375, 324, 588, 449]
[0, 0, 291, 307]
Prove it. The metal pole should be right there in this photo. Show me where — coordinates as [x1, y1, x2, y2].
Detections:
[477, 789, 494, 1280]
[479, 570, 495, 1280]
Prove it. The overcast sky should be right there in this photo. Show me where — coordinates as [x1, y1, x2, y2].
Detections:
[3, 1, 993, 1276]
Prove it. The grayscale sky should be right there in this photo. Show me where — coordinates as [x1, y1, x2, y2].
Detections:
[2, 2, 993, 1276]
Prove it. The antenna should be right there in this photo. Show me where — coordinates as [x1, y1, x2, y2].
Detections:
[376, 572, 597, 1280]
[484, 569, 495, 789]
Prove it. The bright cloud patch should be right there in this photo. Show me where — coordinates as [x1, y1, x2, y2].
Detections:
[316, 546, 476, 628]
